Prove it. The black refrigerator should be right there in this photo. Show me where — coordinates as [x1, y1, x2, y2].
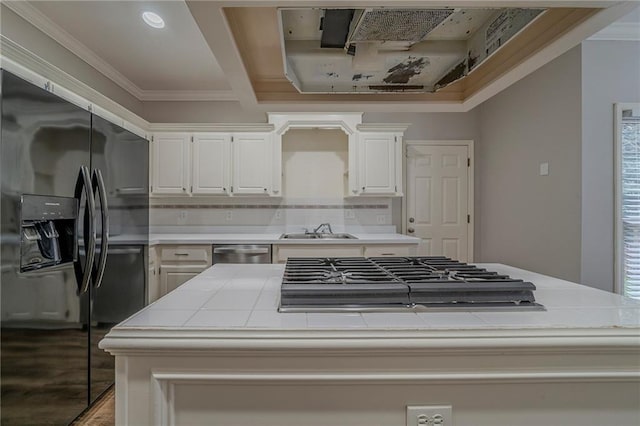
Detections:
[0, 70, 149, 425]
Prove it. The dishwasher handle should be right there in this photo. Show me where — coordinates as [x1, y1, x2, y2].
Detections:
[213, 247, 270, 255]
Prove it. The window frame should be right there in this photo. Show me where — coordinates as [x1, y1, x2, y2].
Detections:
[614, 102, 640, 296]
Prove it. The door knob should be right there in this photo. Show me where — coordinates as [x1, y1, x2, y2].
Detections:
[409, 217, 415, 223]
[408, 228, 415, 233]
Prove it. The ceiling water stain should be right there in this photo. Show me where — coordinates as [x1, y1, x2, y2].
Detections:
[383, 57, 428, 84]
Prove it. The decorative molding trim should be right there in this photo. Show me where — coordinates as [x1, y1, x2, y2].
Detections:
[0, 37, 149, 131]
[3, 1, 237, 102]
[99, 327, 640, 355]
[148, 122, 274, 132]
[589, 22, 640, 41]
[3, 0, 143, 97]
[149, 369, 640, 425]
[139, 90, 238, 102]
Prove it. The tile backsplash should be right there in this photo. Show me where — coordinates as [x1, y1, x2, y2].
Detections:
[150, 197, 397, 232]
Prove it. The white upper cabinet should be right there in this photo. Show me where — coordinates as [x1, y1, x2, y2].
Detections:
[232, 133, 272, 195]
[192, 133, 231, 195]
[358, 132, 395, 194]
[151, 133, 190, 195]
[357, 131, 401, 195]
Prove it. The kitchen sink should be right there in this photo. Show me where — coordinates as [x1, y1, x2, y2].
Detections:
[280, 233, 357, 240]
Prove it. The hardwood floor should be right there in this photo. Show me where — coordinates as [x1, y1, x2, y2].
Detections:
[72, 388, 115, 426]
[1, 327, 114, 425]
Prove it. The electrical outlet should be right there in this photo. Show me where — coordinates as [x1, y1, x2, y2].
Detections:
[275, 209, 282, 220]
[226, 211, 233, 221]
[406, 405, 452, 426]
[376, 214, 386, 224]
[345, 209, 355, 219]
[177, 210, 188, 225]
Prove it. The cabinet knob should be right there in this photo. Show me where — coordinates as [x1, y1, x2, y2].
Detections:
[409, 217, 415, 223]
[408, 228, 415, 233]
[223, 188, 226, 191]
[274, 189, 279, 194]
[264, 188, 267, 192]
[352, 189, 357, 194]
[182, 187, 186, 192]
[362, 187, 365, 191]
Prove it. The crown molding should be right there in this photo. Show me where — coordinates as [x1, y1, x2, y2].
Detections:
[588, 22, 640, 40]
[139, 90, 238, 102]
[3, 0, 237, 102]
[0, 36, 149, 131]
[3, 0, 145, 98]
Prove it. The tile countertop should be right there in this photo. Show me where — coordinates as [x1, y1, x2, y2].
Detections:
[112, 263, 640, 331]
[149, 233, 420, 245]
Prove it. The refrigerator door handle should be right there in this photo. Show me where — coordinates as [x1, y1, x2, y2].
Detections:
[73, 165, 96, 294]
[92, 169, 109, 288]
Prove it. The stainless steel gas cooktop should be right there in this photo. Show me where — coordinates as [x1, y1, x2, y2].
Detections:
[279, 257, 544, 312]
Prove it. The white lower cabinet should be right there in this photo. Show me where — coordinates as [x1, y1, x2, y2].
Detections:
[147, 246, 160, 304]
[272, 244, 417, 263]
[157, 245, 212, 297]
[160, 265, 208, 295]
[363, 244, 414, 257]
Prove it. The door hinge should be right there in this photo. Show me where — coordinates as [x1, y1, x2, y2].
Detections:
[231, 186, 234, 193]
[395, 185, 397, 192]
[467, 158, 471, 167]
[190, 185, 193, 192]
[231, 136, 234, 142]
[150, 185, 153, 193]
[191, 136, 194, 142]
[394, 136, 397, 143]
[151, 135, 154, 142]
[467, 214, 471, 223]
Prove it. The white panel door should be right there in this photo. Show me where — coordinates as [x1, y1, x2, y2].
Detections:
[407, 144, 470, 261]
[232, 133, 272, 195]
[359, 132, 396, 194]
[192, 133, 231, 195]
[152, 133, 190, 195]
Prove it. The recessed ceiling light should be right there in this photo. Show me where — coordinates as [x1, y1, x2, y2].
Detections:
[142, 11, 165, 29]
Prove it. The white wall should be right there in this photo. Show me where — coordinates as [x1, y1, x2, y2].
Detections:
[476, 46, 583, 282]
[142, 100, 266, 123]
[581, 40, 640, 292]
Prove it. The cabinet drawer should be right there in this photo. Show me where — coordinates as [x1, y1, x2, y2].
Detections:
[363, 245, 414, 257]
[273, 245, 363, 263]
[160, 245, 212, 263]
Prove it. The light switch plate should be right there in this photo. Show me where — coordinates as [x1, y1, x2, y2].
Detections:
[226, 211, 233, 221]
[177, 210, 188, 225]
[539, 162, 549, 176]
[345, 209, 355, 219]
[376, 215, 386, 224]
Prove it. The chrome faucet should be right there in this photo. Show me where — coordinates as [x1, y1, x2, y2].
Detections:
[313, 223, 333, 235]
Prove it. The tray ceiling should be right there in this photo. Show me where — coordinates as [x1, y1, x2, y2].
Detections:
[2, 1, 637, 111]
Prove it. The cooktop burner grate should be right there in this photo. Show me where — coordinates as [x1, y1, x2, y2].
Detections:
[280, 256, 543, 312]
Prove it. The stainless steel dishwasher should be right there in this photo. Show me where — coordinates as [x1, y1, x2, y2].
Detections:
[212, 244, 272, 264]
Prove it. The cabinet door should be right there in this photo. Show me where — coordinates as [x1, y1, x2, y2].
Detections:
[192, 133, 231, 195]
[358, 132, 396, 194]
[152, 133, 190, 195]
[232, 133, 272, 195]
[159, 265, 208, 296]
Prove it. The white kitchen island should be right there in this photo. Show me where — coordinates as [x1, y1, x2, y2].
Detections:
[100, 264, 640, 426]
